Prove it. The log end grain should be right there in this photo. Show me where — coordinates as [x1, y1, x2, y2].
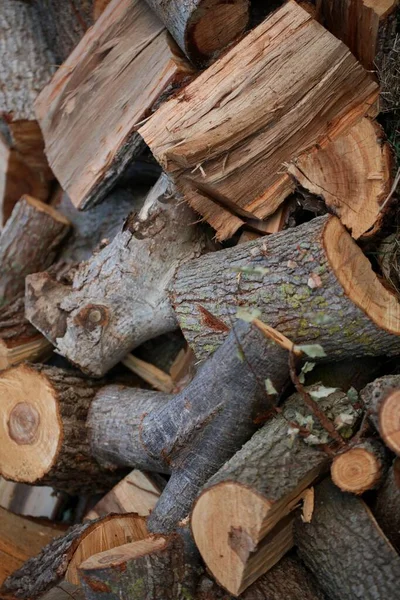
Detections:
[331, 441, 387, 494]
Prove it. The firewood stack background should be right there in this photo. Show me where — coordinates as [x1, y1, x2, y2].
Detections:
[0, 0, 400, 598]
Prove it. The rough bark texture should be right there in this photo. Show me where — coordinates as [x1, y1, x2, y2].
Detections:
[331, 440, 388, 495]
[196, 554, 327, 600]
[374, 458, 400, 552]
[88, 385, 171, 473]
[0, 196, 70, 305]
[26, 177, 213, 376]
[295, 478, 400, 600]
[79, 533, 201, 600]
[171, 215, 400, 361]
[361, 374, 400, 455]
[143, 0, 250, 65]
[0, 364, 123, 494]
[35, 0, 194, 210]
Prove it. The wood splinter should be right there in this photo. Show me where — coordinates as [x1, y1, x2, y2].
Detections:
[331, 440, 388, 495]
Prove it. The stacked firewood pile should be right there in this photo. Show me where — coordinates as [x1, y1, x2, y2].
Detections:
[0, 0, 400, 599]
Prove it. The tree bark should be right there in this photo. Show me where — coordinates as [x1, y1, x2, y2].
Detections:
[35, 1, 195, 210]
[0, 364, 124, 494]
[143, 0, 249, 65]
[190, 389, 355, 595]
[373, 457, 400, 552]
[331, 440, 388, 495]
[171, 214, 400, 361]
[295, 478, 400, 600]
[26, 177, 213, 377]
[139, 2, 379, 241]
[1, 514, 148, 599]
[195, 554, 327, 600]
[361, 375, 400, 455]
[79, 532, 201, 600]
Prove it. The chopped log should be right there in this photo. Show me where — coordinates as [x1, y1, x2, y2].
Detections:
[0, 364, 124, 494]
[196, 554, 327, 600]
[374, 457, 400, 551]
[85, 470, 162, 520]
[331, 440, 388, 495]
[295, 479, 400, 600]
[319, 0, 398, 71]
[139, 1, 379, 241]
[171, 214, 400, 361]
[35, 1, 195, 211]
[0, 507, 63, 585]
[190, 388, 356, 595]
[361, 375, 400, 455]
[79, 533, 200, 600]
[0, 1, 55, 223]
[1, 514, 148, 599]
[143, 0, 249, 65]
[26, 177, 212, 376]
[288, 118, 394, 239]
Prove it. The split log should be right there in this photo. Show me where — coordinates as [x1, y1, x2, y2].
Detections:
[288, 118, 394, 239]
[190, 387, 357, 595]
[79, 532, 200, 600]
[171, 214, 400, 361]
[0, 478, 62, 520]
[374, 457, 400, 551]
[331, 440, 388, 495]
[0, 364, 124, 494]
[319, 0, 398, 71]
[35, 0, 195, 211]
[26, 177, 212, 376]
[85, 470, 163, 520]
[1, 514, 148, 599]
[361, 375, 400, 455]
[295, 479, 400, 600]
[0, 1, 55, 223]
[0, 507, 63, 585]
[143, 0, 249, 65]
[139, 1, 379, 241]
[196, 555, 327, 600]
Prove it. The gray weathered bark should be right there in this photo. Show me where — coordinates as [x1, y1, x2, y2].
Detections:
[296, 479, 400, 600]
[143, 0, 250, 65]
[374, 458, 400, 552]
[26, 176, 212, 376]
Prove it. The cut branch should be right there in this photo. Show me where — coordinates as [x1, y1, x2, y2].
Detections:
[331, 440, 388, 494]
[361, 375, 400, 455]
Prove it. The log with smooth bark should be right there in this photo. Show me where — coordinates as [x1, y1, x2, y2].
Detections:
[0, 364, 123, 494]
[26, 177, 212, 376]
[0, 507, 64, 586]
[1, 514, 148, 599]
[79, 532, 201, 600]
[143, 0, 249, 65]
[171, 214, 400, 361]
[190, 388, 356, 595]
[139, 1, 379, 241]
[295, 479, 400, 600]
[331, 440, 388, 495]
[374, 457, 400, 551]
[35, 0, 194, 210]
[361, 375, 400, 455]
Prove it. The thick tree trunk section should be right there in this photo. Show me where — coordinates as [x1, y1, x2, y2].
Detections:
[288, 118, 394, 239]
[139, 1, 379, 241]
[1, 514, 148, 599]
[79, 533, 200, 600]
[0, 507, 63, 586]
[0, 364, 124, 494]
[331, 440, 388, 495]
[190, 390, 355, 595]
[26, 177, 213, 376]
[85, 470, 163, 520]
[295, 479, 400, 600]
[143, 0, 249, 65]
[171, 215, 400, 361]
[35, 1, 195, 211]
[373, 458, 400, 552]
[361, 375, 400, 455]
[196, 555, 327, 600]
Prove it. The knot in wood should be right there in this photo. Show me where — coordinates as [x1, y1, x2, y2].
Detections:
[75, 304, 110, 331]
